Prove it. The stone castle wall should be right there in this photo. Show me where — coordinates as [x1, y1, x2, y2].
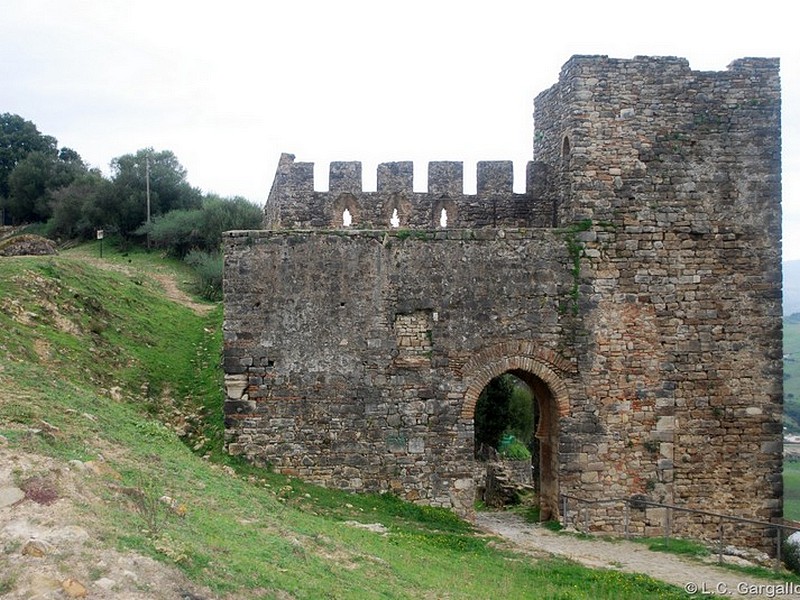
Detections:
[223, 228, 575, 516]
[223, 55, 782, 551]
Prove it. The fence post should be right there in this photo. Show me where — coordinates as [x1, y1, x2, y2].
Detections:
[776, 526, 782, 571]
[664, 507, 671, 545]
[562, 496, 568, 529]
[584, 504, 589, 533]
[624, 502, 629, 539]
[718, 521, 724, 564]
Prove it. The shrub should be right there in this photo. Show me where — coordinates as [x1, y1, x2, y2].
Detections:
[184, 250, 222, 301]
[784, 537, 800, 574]
[502, 440, 532, 461]
[137, 195, 262, 258]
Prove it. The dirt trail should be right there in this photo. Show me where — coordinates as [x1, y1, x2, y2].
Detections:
[148, 272, 214, 316]
[477, 512, 800, 599]
[68, 251, 214, 316]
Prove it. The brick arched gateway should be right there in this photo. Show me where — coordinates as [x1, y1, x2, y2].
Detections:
[460, 342, 572, 420]
[461, 343, 572, 520]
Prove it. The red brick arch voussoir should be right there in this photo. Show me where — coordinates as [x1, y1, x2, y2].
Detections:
[460, 342, 572, 420]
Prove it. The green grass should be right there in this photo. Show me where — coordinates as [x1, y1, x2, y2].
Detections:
[783, 317, 800, 431]
[784, 460, 800, 521]
[631, 537, 710, 557]
[0, 246, 697, 599]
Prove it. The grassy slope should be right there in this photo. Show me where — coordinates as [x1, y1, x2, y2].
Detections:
[785, 461, 800, 521]
[0, 247, 694, 599]
[783, 318, 800, 520]
[784, 318, 800, 431]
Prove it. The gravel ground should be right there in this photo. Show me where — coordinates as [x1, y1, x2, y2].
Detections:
[477, 512, 800, 599]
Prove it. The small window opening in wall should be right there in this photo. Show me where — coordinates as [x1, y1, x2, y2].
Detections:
[267, 359, 275, 367]
[390, 208, 400, 228]
[439, 208, 448, 228]
[561, 136, 571, 167]
[342, 208, 352, 227]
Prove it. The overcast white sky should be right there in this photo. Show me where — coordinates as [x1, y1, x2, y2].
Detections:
[2, 1, 798, 257]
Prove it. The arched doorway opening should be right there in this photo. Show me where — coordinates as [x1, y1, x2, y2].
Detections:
[473, 368, 560, 521]
[462, 345, 570, 521]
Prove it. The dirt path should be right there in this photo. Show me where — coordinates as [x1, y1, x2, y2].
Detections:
[477, 512, 800, 599]
[65, 250, 214, 316]
[148, 272, 214, 316]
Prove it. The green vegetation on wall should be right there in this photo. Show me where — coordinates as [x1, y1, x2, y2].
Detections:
[558, 219, 592, 315]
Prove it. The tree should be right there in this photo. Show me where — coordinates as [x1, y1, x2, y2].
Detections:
[109, 148, 202, 236]
[5, 150, 86, 223]
[474, 374, 534, 456]
[48, 172, 112, 240]
[138, 208, 204, 257]
[193, 195, 263, 249]
[0, 113, 59, 222]
[0, 113, 57, 198]
[507, 384, 534, 447]
[138, 194, 263, 257]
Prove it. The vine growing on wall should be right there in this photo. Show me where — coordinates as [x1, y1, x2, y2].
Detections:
[558, 219, 591, 315]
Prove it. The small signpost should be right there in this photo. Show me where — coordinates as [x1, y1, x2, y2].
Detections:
[96, 229, 104, 258]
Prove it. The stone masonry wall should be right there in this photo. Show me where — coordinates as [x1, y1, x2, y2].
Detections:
[223, 228, 577, 515]
[224, 55, 782, 551]
[534, 56, 782, 547]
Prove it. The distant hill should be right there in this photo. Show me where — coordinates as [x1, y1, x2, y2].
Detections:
[786, 261, 800, 316]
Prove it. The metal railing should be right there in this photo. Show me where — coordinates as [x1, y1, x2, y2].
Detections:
[560, 493, 800, 569]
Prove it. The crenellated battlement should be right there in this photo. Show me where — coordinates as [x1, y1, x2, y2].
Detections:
[264, 154, 554, 230]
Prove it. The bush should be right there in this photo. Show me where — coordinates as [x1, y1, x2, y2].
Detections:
[184, 250, 222, 301]
[47, 174, 112, 240]
[140, 209, 204, 257]
[138, 195, 262, 258]
[784, 537, 800, 574]
[501, 440, 531, 461]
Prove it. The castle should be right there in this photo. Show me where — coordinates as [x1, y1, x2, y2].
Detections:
[222, 55, 782, 549]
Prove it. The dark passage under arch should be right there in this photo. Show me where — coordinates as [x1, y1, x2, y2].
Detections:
[473, 368, 560, 521]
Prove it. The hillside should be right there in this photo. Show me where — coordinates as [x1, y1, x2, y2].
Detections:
[784, 261, 800, 435]
[786, 261, 800, 316]
[0, 246, 694, 599]
[778, 263, 800, 434]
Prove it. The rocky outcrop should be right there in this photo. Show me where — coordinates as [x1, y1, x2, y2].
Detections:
[0, 234, 57, 256]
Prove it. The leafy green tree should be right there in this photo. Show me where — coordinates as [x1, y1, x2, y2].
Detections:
[109, 148, 202, 236]
[48, 172, 112, 240]
[138, 195, 262, 257]
[5, 150, 86, 223]
[139, 208, 204, 257]
[507, 384, 534, 446]
[197, 195, 263, 249]
[474, 374, 534, 456]
[0, 113, 57, 196]
[0, 113, 58, 221]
